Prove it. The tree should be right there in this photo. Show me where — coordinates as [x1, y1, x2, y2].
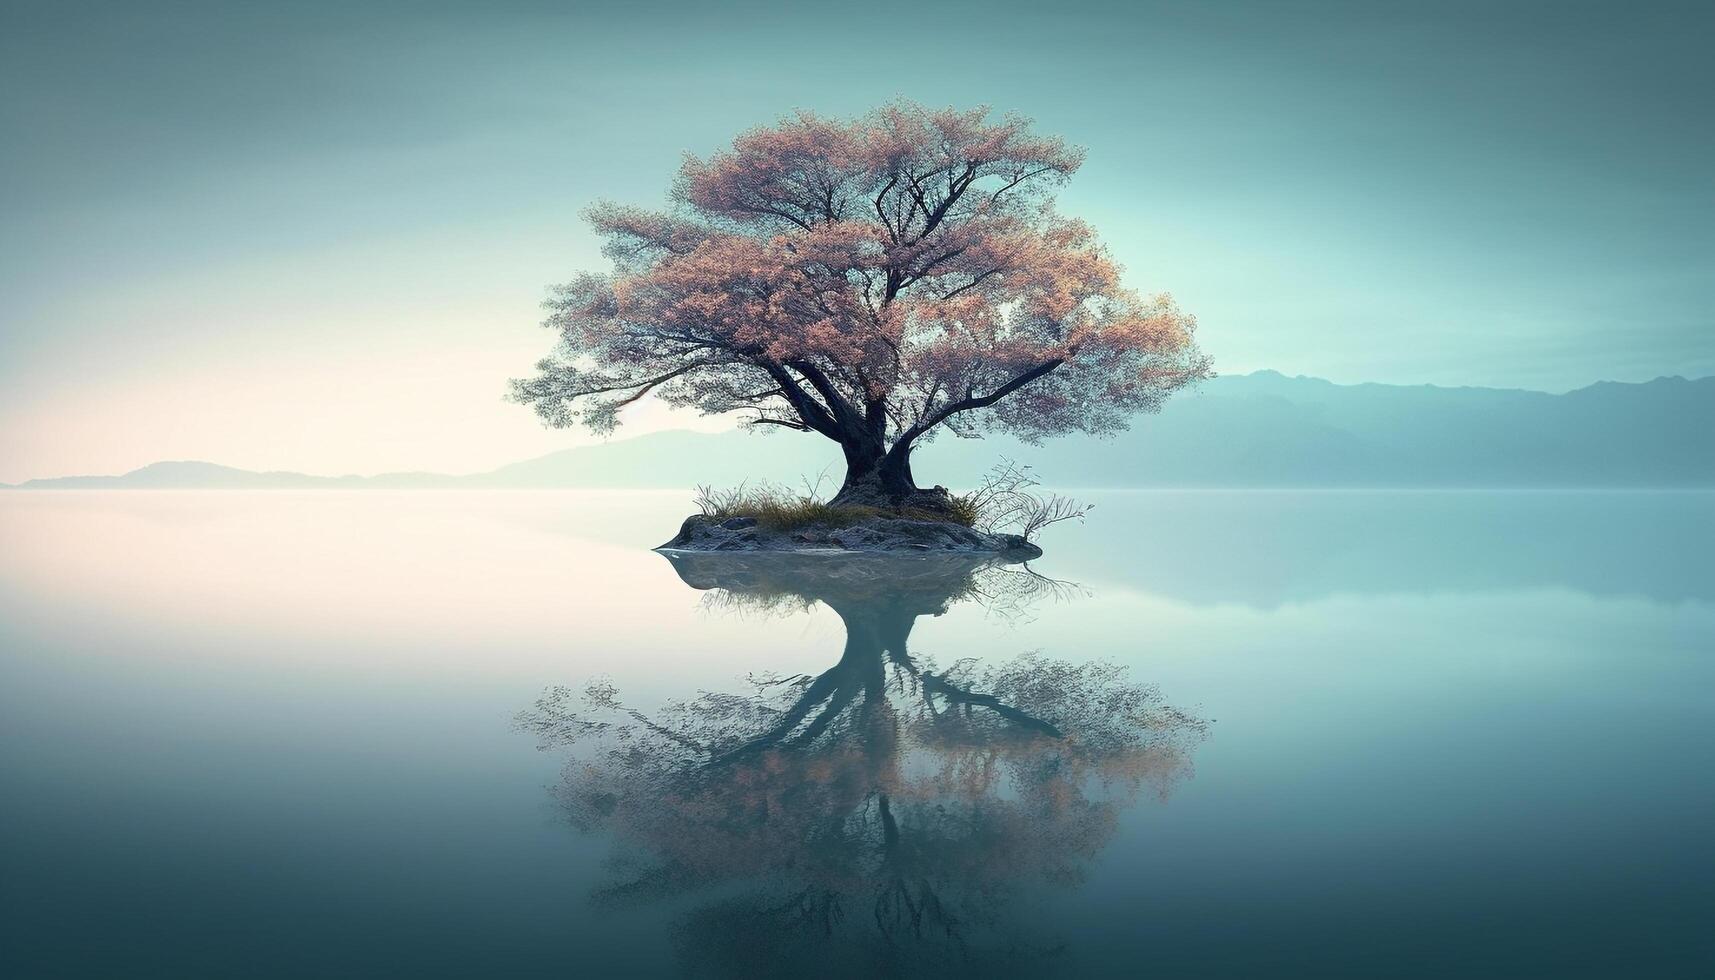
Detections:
[511, 102, 1212, 511]
[517, 553, 1209, 974]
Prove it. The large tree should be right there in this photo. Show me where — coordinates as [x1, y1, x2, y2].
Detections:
[512, 102, 1211, 510]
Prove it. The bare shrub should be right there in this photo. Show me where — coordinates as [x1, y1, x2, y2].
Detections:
[958, 458, 1093, 541]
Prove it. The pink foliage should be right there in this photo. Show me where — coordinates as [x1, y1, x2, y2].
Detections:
[513, 101, 1211, 484]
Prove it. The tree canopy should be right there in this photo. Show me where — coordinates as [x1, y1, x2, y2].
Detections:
[512, 102, 1211, 505]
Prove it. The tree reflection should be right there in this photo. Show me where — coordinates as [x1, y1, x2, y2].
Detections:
[519, 554, 1209, 977]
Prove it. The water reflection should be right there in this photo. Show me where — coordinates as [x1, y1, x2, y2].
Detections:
[519, 554, 1209, 976]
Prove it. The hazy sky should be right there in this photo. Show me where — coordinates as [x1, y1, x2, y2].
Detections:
[2, 0, 1709, 482]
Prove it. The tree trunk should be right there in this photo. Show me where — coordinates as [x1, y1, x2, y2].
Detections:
[829, 439, 954, 516]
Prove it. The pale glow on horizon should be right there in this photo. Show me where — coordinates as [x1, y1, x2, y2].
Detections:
[0, 347, 732, 484]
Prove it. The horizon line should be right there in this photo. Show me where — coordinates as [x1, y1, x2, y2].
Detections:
[5, 369, 1710, 487]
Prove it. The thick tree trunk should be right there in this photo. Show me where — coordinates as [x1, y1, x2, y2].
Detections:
[829, 439, 955, 516]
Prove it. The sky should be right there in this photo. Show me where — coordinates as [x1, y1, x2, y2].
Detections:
[1, 0, 1710, 482]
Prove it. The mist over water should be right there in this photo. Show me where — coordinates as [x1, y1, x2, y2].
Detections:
[2, 490, 1710, 977]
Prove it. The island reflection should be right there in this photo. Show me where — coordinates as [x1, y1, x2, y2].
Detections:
[519, 554, 1209, 977]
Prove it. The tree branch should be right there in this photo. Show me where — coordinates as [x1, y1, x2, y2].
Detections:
[787, 359, 868, 436]
[746, 416, 812, 431]
[758, 362, 843, 440]
[607, 360, 714, 409]
[892, 358, 1066, 451]
[940, 267, 1002, 300]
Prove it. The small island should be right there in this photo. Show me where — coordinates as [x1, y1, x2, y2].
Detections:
[658, 495, 1043, 558]
[510, 103, 1211, 555]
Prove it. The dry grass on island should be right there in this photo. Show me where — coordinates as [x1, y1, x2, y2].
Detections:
[691, 482, 982, 532]
[661, 461, 1090, 557]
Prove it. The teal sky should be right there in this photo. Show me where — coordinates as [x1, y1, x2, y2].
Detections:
[1, 0, 1709, 482]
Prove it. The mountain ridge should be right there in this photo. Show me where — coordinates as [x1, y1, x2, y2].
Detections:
[8, 372, 1712, 489]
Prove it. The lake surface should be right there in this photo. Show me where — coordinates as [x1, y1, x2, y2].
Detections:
[2, 490, 1711, 978]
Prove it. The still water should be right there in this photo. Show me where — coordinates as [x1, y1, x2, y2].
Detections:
[1, 490, 1710, 978]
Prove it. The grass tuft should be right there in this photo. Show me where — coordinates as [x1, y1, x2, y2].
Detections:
[944, 493, 982, 528]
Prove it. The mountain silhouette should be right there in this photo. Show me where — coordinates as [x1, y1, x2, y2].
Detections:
[9, 372, 1712, 489]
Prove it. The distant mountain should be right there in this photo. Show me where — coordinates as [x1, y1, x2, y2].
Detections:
[13, 460, 346, 489]
[8, 460, 450, 490]
[8, 373, 1712, 490]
